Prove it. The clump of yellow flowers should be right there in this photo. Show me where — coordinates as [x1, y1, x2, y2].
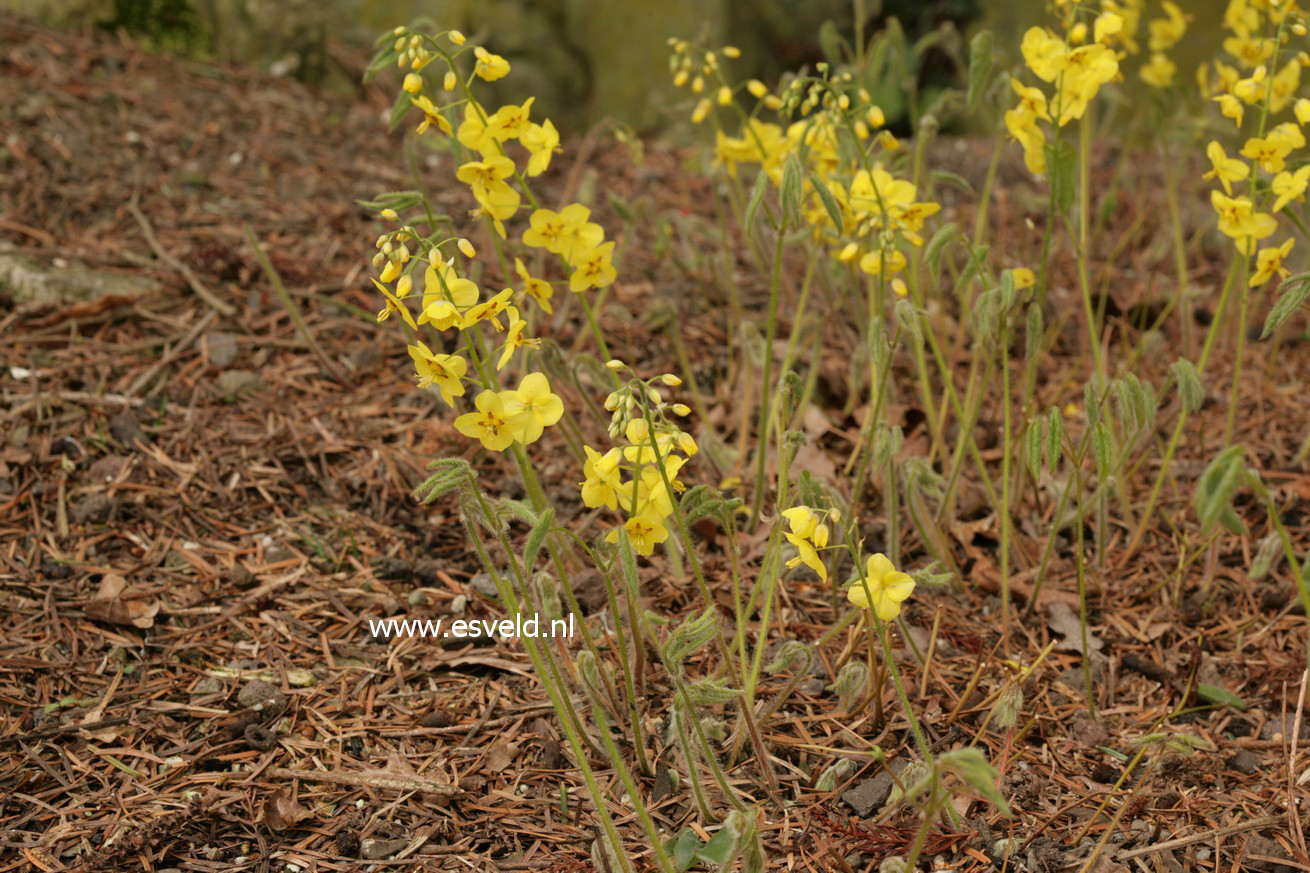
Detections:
[364, 24, 625, 461]
[1199, 0, 1310, 283]
[670, 38, 939, 282]
[581, 368, 698, 556]
[1005, 4, 1132, 176]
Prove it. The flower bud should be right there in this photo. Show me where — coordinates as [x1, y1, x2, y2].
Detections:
[380, 208, 399, 221]
[660, 374, 682, 386]
[717, 85, 732, 106]
[723, 45, 741, 58]
[457, 238, 476, 258]
[671, 403, 691, 416]
[403, 73, 422, 93]
[746, 79, 768, 99]
[448, 29, 466, 45]
[605, 359, 625, 371]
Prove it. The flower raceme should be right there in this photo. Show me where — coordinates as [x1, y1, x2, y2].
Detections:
[782, 505, 831, 582]
[365, 25, 628, 462]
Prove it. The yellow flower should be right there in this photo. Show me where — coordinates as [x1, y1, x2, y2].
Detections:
[1140, 53, 1176, 89]
[496, 306, 539, 370]
[523, 204, 604, 258]
[410, 95, 452, 136]
[372, 278, 417, 329]
[465, 287, 515, 329]
[456, 102, 496, 154]
[514, 257, 554, 314]
[784, 531, 827, 581]
[580, 446, 623, 510]
[456, 156, 522, 221]
[1295, 98, 1310, 126]
[473, 47, 510, 81]
[569, 241, 618, 292]
[1215, 94, 1244, 127]
[485, 98, 535, 143]
[858, 248, 907, 276]
[1240, 136, 1291, 174]
[454, 390, 520, 451]
[1203, 142, 1247, 195]
[407, 342, 466, 406]
[1013, 267, 1035, 290]
[521, 119, 560, 176]
[1009, 78, 1050, 123]
[1093, 12, 1123, 45]
[1021, 27, 1067, 83]
[506, 372, 563, 444]
[606, 514, 670, 556]
[1148, 1, 1188, 52]
[1250, 238, 1294, 286]
[846, 553, 915, 621]
[418, 261, 479, 330]
[1210, 190, 1277, 254]
[782, 506, 821, 538]
[1271, 166, 1310, 212]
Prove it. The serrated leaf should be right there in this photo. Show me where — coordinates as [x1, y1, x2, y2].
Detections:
[967, 30, 994, 112]
[1261, 272, 1310, 339]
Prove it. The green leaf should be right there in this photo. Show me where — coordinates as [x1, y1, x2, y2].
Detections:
[1170, 358, 1203, 415]
[1046, 406, 1064, 471]
[1194, 445, 1246, 533]
[780, 155, 804, 225]
[1025, 418, 1044, 480]
[1197, 683, 1247, 710]
[809, 172, 844, 229]
[924, 223, 957, 273]
[388, 88, 413, 132]
[1092, 421, 1111, 480]
[697, 825, 737, 866]
[966, 30, 994, 112]
[522, 507, 555, 571]
[667, 828, 702, 872]
[1261, 271, 1310, 339]
[743, 170, 768, 231]
[1046, 139, 1077, 214]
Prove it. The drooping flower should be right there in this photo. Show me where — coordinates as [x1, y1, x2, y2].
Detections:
[1250, 238, 1294, 287]
[1203, 142, 1247, 195]
[606, 514, 670, 556]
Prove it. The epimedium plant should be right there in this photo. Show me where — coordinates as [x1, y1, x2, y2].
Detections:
[357, 0, 1310, 867]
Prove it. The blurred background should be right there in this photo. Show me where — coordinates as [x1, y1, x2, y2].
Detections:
[6, 0, 1233, 133]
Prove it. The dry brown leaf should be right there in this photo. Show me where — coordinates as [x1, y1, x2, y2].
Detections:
[486, 742, 519, 773]
[1047, 601, 1103, 658]
[84, 572, 160, 628]
[264, 788, 310, 831]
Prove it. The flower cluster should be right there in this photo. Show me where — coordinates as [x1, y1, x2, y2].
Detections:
[1140, 1, 1189, 88]
[781, 506, 833, 581]
[1200, 1, 1310, 282]
[677, 43, 939, 284]
[580, 371, 697, 556]
[364, 26, 625, 457]
[1006, 9, 1125, 176]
